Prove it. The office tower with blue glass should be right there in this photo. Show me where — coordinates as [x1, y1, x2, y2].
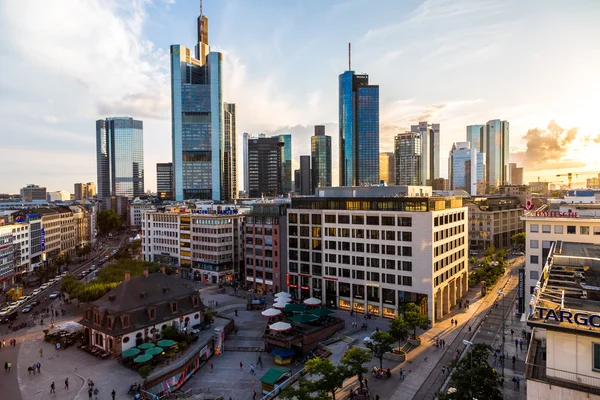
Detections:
[466, 120, 509, 189]
[448, 142, 485, 195]
[311, 125, 332, 192]
[410, 122, 440, 186]
[96, 117, 144, 199]
[278, 134, 292, 195]
[394, 132, 422, 186]
[170, 9, 236, 201]
[339, 64, 380, 186]
[247, 135, 283, 198]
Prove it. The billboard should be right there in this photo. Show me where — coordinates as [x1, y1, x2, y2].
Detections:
[41, 228, 45, 251]
[518, 268, 525, 314]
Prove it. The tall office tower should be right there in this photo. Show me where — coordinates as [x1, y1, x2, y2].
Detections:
[379, 152, 396, 185]
[294, 170, 300, 193]
[222, 103, 237, 201]
[278, 134, 292, 195]
[394, 133, 422, 186]
[96, 117, 144, 199]
[157, 163, 174, 200]
[299, 155, 312, 195]
[74, 183, 87, 201]
[171, 7, 232, 201]
[485, 120, 510, 188]
[243, 132, 250, 193]
[509, 163, 524, 185]
[247, 136, 283, 198]
[85, 182, 96, 198]
[311, 126, 332, 192]
[448, 142, 485, 195]
[20, 184, 47, 201]
[466, 125, 484, 152]
[410, 122, 440, 186]
[339, 66, 380, 186]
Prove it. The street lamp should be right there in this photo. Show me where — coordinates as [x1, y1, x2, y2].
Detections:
[497, 291, 505, 377]
[462, 339, 474, 398]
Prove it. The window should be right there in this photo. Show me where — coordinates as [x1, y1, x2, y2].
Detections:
[402, 247, 412, 257]
[398, 217, 412, 227]
[367, 216, 379, 225]
[123, 336, 130, 344]
[402, 232, 412, 242]
[338, 215, 350, 224]
[567, 226, 576, 234]
[300, 214, 309, 224]
[542, 225, 551, 233]
[530, 224, 539, 233]
[594, 227, 600, 236]
[403, 261, 412, 271]
[312, 214, 322, 225]
[594, 343, 600, 371]
[289, 213, 298, 224]
[402, 276, 412, 286]
[325, 214, 336, 223]
[381, 216, 395, 226]
[530, 270, 539, 280]
[554, 225, 564, 234]
[581, 226, 590, 235]
[530, 255, 539, 264]
[352, 215, 364, 225]
[530, 240, 539, 249]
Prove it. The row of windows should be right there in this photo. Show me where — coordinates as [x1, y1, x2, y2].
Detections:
[192, 227, 232, 234]
[245, 227, 274, 235]
[434, 212, 466, 227]
[434, 260, 466, 286]
[289, 269, 413, 287]
[321, 228, 413, 240]
[246, 269, 274, 280]
[289, 213, 413, 227]
[193, 235, 232, 243]
[434, 249, 465, 272]
[289, 259, 413, 275]
[434, 237, 465, 257]
[435, 224, 465, 241]
[530, 224, 600, 235]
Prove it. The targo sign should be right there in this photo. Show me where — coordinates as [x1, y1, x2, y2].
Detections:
[537, 307, 600, 327]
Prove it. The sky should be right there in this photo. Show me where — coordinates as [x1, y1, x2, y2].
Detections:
[1, 0, 599, 194]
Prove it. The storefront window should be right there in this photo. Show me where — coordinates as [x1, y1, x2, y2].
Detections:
[367, 304, 380, 316]
[382, 307, 396, 319]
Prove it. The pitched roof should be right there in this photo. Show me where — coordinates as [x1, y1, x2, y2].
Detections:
[260, 367, 290, 385]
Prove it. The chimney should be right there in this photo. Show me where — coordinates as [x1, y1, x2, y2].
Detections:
[143, 267, 149, 278]
[160, 266, 166, 274]
[124, 271, 131, 281]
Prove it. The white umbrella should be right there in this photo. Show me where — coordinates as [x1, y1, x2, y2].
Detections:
[275, 296, 291, 304]
[261, 308, 282, 317]
[274, 292, 291, 298]
[269, 321, 292, 332]
[273, 302, 288, 309]
[303, 297, 321, 306]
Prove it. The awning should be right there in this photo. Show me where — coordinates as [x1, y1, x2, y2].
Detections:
[260, 367, 291, 385]
[283, 303, 307, 313]
[271, 348, 296, 357]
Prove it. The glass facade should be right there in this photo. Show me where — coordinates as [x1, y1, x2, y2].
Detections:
[157, 163, 173, 200]
[379, 152, 395, 185]
[248, 137, 283, 198]
[394, 133, 421, 185]
[410, 122, 440, 185]
[311, 126, 331, 192]
[339, 71, 354, 187]
[96, 117, 144, 199]
[449, 142, 471, 190]
[278, 134, 292, 195]
[223, 103, 237, 201]
[466, 125, 484, 152]
[485, 119, 510, 188]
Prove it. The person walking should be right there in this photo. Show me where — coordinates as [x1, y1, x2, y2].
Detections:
[468, 326, 471, 333]
[455, 319, 458, 327]
[88, 388, 93, 399]
[50, 382, 55, 393]
[5, 362, 8, 372]
[515, 338, 518, 347]
[7, 362, 11, 371]
[401, 370, 405, 381]
[40, 348, 43, 357]
[442, 366, 446, 375]
[516, 376, 521, 390]
[250, 364, 255, 375]
[240, 361, 243, 370]
[253, 390, 257, 400]
[111, 389, 116, 400]
[450, 319, 454, 326]
[94, 387, 99, 400]
[519, 338, 523, 350]
[65, 377, 69, 389]
[512, 355, 516, 367]
[210, 363, 214, 372]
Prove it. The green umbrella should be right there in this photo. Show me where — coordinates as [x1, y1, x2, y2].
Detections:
[283, 303, 307, 313]
[287, 313, 318, 324]
[145, 346, 164, 356]
[307, 307, 335, 318]
[133, 353, 153, 363]
[122, 347, 141, 357]
[138, 342, 156, 350]
[157, 339, 176, 347]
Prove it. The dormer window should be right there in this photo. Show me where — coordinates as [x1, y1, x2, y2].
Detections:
[107, 316, 114, 330]
[93, 312, 101, 325]
[192, 296, 199, 307]
[170, 301, 178, 314]
[121, 315, 131, 328]
[148, 307, 156, 320]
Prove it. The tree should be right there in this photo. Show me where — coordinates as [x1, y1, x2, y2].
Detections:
[437, 343, 502, 400]
[469, 256, 476, 264]
[403, 303, 431, 339]
[511, 232, 526, 246]
[341, 347, 371, 390]
[388, 315, 410, 351]
[304, 357, 349, 400]
[485, 246, 496, 257]
[97, 209, 121, 234]
[496, 249, 507, 260]
[365, 331, 395, 370]
[280, 377, 326, 400]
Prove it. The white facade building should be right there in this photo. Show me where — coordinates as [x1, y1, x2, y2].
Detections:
[129, 202, 157, 228]
[47, 191, 71, 202]
[0, 225, 16, 289]
[286, 187, 468, 325]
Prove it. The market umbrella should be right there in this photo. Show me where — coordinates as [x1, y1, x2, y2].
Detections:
[287, 313, 318, 324]
[157, 339, 176, 347]
[122, 348, 141, 358]
[274, 291, 291, 298]
[133, 353, 153, 363]
[273, 302, 288, 309]
[269, 321, 292, 332]
[275, 296, 291, 303]
[138, 342, 156, 350]
[283, 303, 306, 313]
[303, 297, 321, 306]
[261, 308, 282, 317]
[145, 346, 164, 356]
[307, 307, 335, 317]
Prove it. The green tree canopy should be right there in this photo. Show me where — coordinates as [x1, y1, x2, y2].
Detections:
[98, 209, 121, 234]
[280, 376, 326, 400]
[485, 246, 497, 257]
[341, 347, 371, 390]
[304, 357, 349, 400]
[388, 315, 410, 350]
[403, 303, 431, 339]
[365, 331, 395, 370]
[511, 232, 526, 246]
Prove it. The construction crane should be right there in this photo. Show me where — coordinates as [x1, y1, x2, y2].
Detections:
[556, 172, 600, 189]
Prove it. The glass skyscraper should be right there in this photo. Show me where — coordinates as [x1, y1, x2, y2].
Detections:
[466, 121, 509, 189]
[170, 11, 235, 201]
[96, 117, 144, 199]
[410, 122, 440, 186]
[339, 71, 379, 186]
[311, 125, 331, 192]
[278, 134, 292, 195]
[394, 132, 422, 186]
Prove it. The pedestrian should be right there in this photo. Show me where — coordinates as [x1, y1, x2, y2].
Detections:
[451, 318, 454, 326]
[459, 301, 462, 309]
[516, 376, 520, 390]
[401, 370, 405, 381]
[258, 355, 262, 366]
[37, 362, 41, 372]
[376, 395, 380, 400]
[468, 326, 472, 333]
[50, 382, 55, 393]
[240, 361, 243, 370]
[250, 364, 255, 375]
[28, 366, 33, 375]
[515, 339, 518, 347]
[216, 301, 218, 308]
[88, 388, 93, 399]
[65, 377, 69, 389]
[519, 338, 523, 350]
[442, 366, 446, 375]
[455, 319, 458, 327]
[7, 362, 11, 371]
[253, 390, 257, 400]
[112, 389, 116, 400]
[4, 361, 8, 372]
[456, 349, 460, 357]
[435, 338, 439, 347]
[512, 355, 516, 367]
[40, 348, 43, 357]
[512, 377, 516, 388]
[211, 363, 214, 372]
[94, 387, 99, 400]
[235, 309, 238, 317]
[511, 329, 514, 337]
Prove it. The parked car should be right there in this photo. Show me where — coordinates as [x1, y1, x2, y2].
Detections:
[21, 305, 33, 313]
[32, 289, 42, 296]
[31, 299, 40, 306]
[89, 265, 97, 271]
[48, 292, 59, 299]
[0, 310, 18, 324]
[515, 251, 525, 256]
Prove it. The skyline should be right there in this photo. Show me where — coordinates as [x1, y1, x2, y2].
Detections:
[1, 0, 600, 193]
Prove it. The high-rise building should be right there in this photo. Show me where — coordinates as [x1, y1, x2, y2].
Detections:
[466, 125, 484, 153]
[247, 136, 283, 198]
[294, 170, 300, 193]
[379, 152, 395, 185]
[243, 132, 250, 193]
[339, 70, 380, 186]
[509, 163, 524, 185]
[466, 121, 509, 189]
[394, 133, 422, 186]
[96, 117, 144, 199]
[171, 8, 234, 201]
[448, 142, 485, 195]
[311, 126, 332, 192]
[410, 122, 440, 186]
[222, 103, 237, 202]
[157, 163, 173, 200]
[20, 184, 47, 201]
[299, 155, 312, 195]
[278, 134, 292, 195]
[85, 182, 96, 198]
[74, 183, 86, 201]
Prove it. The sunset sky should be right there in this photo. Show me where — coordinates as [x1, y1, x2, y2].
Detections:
[1, 0, 599, 193]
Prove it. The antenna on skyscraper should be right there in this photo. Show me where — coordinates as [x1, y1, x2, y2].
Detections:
[200, 0, 203, 18]
[348, 42, 351, 71]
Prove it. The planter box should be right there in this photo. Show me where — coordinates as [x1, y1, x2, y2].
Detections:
[383, 351, 406, 363]
[408, 338, 421, 347]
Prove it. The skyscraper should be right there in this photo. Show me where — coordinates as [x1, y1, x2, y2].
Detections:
[223, 103, 237, 201]
[299, 155, 312, 195]
[410, 122, 440, 186]
[509, 163, 524, 185]
[247, 136, 283, 198]
[278, 134, 292, 195]
[448, 142, 485, 195]
[379, 152, 395, 185]
[339, 67, 380, 186]
[243, 132, 250, 193]
[96, 117, 144, 199]
[394, 133, 422, 186]
[157, 163, 173, 200]
[311, 126, 332, 192]
[466, 121, 509, 189]
[171, 8, 234, 201]
[466, 125, 484, 152]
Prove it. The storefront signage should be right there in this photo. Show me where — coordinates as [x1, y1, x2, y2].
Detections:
[191, 209, 238, 215]
[518, 268, 525, 314]
[534, 211, 579, 218]
[41, 228, 45, 251]
[536, 307, 600, 327]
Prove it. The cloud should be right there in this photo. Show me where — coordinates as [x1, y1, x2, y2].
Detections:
[43, 116, 60, 123]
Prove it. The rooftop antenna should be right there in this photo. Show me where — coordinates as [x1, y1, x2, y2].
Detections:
[200, 0, 203, 18]
[348, 42, 351, 71]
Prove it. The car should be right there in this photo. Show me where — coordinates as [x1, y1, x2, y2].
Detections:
[40, 283, 50, 290]
[21, 306, 33, 313]
[48, 292, 59, 299]
[0, 310, 18, 324]
[31, 299, 40, 306]
[18, 296, 27, 302]
[14, 300, 24, 307]
[515, 251, 525, 256]
[32, 289, 42, 296]
[61, 272, 68, 277]
[54, 275, 62, 280]
[90, 265, 97, 271]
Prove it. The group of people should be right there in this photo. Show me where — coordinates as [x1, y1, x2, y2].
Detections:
[27, 362, 41, 375]
[1, 338, 18, 348]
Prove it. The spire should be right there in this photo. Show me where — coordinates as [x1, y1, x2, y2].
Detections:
[200, 0, 203, 18]
[348, 42, 351, 71]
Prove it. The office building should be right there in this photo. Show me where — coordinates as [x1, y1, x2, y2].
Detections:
[244, 203, 288, 294]
[129, 200, 156, 228]
[431, 178, 449, 191]
[526, 242, 600, 400]
[311, 126, 331, 192]
[157, 163, 174, 201]
[294, 170, 300, 193]
[585, 174, 600, 189]
[499, 185, 528, 205]
[448, 142, 485, 196]
[467, 196, 523, 250]
[466, 125, 484, 153]
[299, 155, 312, 196]
[171, 9, 234, 201]
[509, 163, 524, 185]
[101, 196, 129, 221]
[85, 182, 96, 198]
[379, 152, 395, 185]
[466, 120, 510, 188]
[286, 186, 468, 325]
[529, 181, 550, 194]
[0, 226, 16, 289]
[247, 136, 283, 198]
[394, 132, 422, 186]
[74, 183, 87, 201]
[96, 117, 145, 199]
[411, 122, 440, 186]
[339, 69, 380, 186]
[279, 134, 293, 195]
[141, 204, 244, 283]
[47, 191, 71, 202]
[21, 184, 47, 202]
[243, 132, 250, 193]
